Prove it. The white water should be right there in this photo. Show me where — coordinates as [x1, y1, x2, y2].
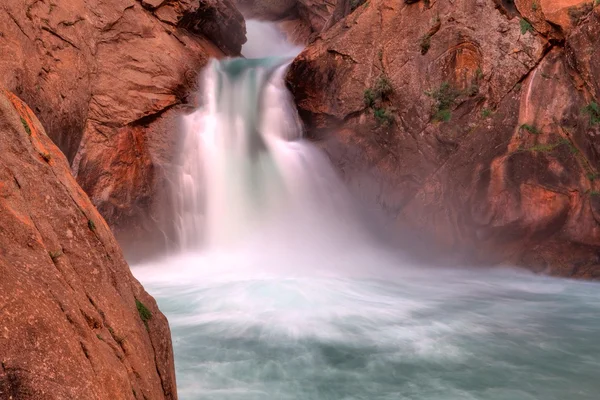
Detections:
[134, 22, 600, 400]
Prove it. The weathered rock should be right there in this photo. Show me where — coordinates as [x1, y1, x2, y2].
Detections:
[235, 0, 298, 19]
[288, 0, 600, 278]
[235, 0, 338, 39]
[0, 90, 176, 398]
[0, 0, 245, 259]
[297, 0, 338, 33]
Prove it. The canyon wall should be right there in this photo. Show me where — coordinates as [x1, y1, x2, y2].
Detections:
[287, 0, 600, 278]
[0, 89, 175, 399]
[0, 0, 246, 259]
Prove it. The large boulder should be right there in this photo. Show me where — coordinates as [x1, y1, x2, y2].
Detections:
[287, 0, 600, 278]
[0, 0, 246, 259]
[0, 89, 176, 398]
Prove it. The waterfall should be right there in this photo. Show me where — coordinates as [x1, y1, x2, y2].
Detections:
[133, 21, 600, 400]
[172, 54, 364, 252]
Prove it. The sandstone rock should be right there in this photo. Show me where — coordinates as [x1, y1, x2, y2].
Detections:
[235, 0, 298, 19]
[297, 0, 338, 33]
[287, 0, 600, 278]
[0, 90, 176, 398]
[0, 0, 245, 259]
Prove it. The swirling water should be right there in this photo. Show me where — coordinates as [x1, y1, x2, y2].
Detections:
[133, 21, 600, 400]
[135, 249, 600, 400]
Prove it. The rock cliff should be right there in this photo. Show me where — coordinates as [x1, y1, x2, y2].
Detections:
[0, 90, 175, 398]
[287, 0, 600, 278]
[0, 0, 246, 259]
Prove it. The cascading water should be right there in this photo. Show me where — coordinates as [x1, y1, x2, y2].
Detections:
[134, 21, 600, 400]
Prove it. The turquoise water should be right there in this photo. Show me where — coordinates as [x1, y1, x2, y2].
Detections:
[136, 252, 600, 400]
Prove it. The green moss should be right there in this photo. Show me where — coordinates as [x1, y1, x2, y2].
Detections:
[583, 102, 600, 125]
[96, 334, 104, 341]
[527, 143, 560, 152]
[591, 190, 600, 197]
[520, 123, 540, 134]
[520, 19, 534, 35]
[531, 1, 539, 11]
[136, 299, 152, 328]
[481, 108, 493, 118]
[20, 117, 32, 135]
[49, 250, 62, 263]
[587, 172, 598, 181]
[88, 219, 96, 232]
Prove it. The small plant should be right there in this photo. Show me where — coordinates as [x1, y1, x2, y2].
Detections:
[595, 0, 600, 7]
[41, 152, 52, 162]
[136, 299, 152, 328]
[587, 172, 598, 181]
[49, 250, 63, 262]
[88, 219, 96, 232]
[520, 19, 534, 34]
[514, 83, 522, 91]
[20, 117, 31, 135]
[520, 123, 540, 134]
[363, 74, 395, 125]
[96, 334, 104, 341]
[591, 190, 600, 197]
[532, 1, 539, 11]
[374, 75, 393, 99]
[481, 108, 493, 118]
[364, 89, 375, 107]
[373, 108, 395, 125]
[583, 102, 600, 125]
[425, 82, 460, 122]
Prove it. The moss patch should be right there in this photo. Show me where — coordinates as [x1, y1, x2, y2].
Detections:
[136, 299, 152, 328]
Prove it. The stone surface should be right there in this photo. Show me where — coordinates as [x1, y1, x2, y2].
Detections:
[288, 0, 600, 278]
[0, 0, 245, 259]
[0, 89, 176, 398]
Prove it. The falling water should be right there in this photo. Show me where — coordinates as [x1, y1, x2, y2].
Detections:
[133, 21, 600, 400]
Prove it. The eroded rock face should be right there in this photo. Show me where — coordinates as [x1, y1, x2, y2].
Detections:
[235, 0, 337, 41]
[0, 90, 176, 398]
[288, 0, 600, 278]
[0, 0, 245, 258]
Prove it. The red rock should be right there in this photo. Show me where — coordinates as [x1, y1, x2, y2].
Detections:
[287, 0, 600, 278]
[0, 0, 246, 259]
[0, 89, 176, 398]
